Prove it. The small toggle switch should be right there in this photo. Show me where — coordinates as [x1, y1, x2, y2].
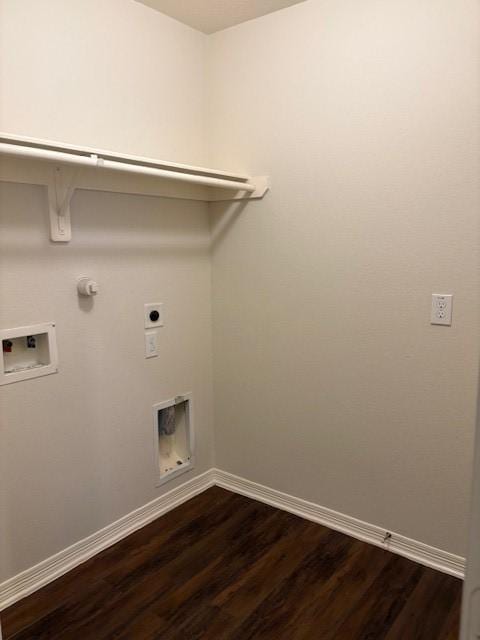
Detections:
[145, 331, 158, 358]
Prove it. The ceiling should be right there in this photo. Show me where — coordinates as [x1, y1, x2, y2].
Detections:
[136, 0, 307, 34]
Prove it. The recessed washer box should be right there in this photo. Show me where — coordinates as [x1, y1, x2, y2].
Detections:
[0, 322, 58, 385]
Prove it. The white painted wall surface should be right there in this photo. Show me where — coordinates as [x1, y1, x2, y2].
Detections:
[0, 0, 214, 581]
[0, 0, 207, 165]
[0, 186, 214, 581]
[209, 0, 480, 556]
[0, 0, 479, 586]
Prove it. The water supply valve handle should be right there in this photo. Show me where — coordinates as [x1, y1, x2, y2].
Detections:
[2, 340, 13, 353]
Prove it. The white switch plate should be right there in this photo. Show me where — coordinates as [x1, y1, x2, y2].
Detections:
[144, 303, 164, 329]
[145, 331, 158, 358]
[431, 294, 453, 326]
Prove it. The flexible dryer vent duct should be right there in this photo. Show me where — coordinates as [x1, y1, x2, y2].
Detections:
[158, 406, 176, 436]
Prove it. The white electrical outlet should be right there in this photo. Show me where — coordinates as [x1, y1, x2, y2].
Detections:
[431, 294, 453, 326]
[145, 331, 158, 358]
[144, 303, 164, 329]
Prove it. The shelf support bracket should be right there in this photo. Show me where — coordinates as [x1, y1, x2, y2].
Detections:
[48, 166, 77, 242]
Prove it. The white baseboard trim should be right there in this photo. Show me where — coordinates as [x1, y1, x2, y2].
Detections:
[0, 466, 465, 611]
[0, 468, 215, 611]
[213, 469, 466, 580]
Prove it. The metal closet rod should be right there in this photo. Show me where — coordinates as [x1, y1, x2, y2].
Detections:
[0, 142, 256, 193]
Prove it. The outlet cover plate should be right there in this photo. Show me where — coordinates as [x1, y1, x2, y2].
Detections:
[144, 303, 164, 329]
[431, 294, 453, 326]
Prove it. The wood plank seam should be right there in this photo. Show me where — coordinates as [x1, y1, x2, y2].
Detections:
[0, 467, 465, 612]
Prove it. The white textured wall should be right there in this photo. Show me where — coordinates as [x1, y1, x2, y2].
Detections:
[0, 187, 214, 580]
[0, 0, 207, 165]
[209, 0, 480, 555]
[1, 0, 479, 584]
[0, 0, 213, 581]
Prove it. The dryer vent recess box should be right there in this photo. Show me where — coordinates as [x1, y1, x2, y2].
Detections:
[154, 394, 194, 486]
[0, 322, 58, 385]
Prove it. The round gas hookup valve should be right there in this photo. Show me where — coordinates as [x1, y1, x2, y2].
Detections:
[77, 277, 99, 297]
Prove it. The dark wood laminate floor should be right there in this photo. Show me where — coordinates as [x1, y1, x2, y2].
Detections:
[2, 487, 462, 639]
